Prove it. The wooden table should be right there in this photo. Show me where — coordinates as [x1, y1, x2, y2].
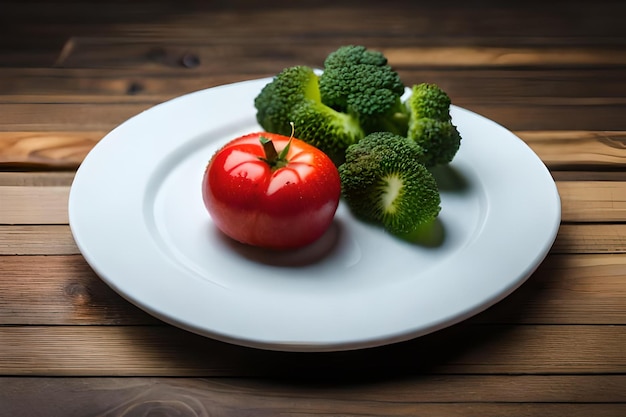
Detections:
[1, 1, 625, 415]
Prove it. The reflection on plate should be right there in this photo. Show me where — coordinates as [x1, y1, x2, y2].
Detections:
[68, 77, 561, 352]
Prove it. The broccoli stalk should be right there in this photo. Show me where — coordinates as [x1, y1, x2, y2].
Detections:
[338, 132, 441, 239]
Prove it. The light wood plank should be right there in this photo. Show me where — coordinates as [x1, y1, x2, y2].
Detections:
[519, 130, 626, 169]
[1, 254, 625, 325]
[0, 172, 75, 187]
[385, 46, 626, 67]
[0, 324, 624, 376]
[0, 186, 69, 225]
[558, 181, 626, 222]
[0, 131, 103, 169]
[0, 225, 78, 255]
[0, 376, 624, 417]
[553, 224, 626, 253]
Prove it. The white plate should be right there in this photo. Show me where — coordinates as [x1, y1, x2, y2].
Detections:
[68, 77, 561, 352]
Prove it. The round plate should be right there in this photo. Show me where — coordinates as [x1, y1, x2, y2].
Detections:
[68, 77, 561, 352]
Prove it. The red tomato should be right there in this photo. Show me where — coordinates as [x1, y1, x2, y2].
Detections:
[202, 132, 341, 250]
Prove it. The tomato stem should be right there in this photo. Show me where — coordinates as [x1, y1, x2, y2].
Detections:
[259, 123, 295, 170]
[260, 136, 279, 162]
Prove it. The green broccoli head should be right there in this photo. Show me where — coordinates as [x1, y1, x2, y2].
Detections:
[254, 48, 461, 168]
[319, 45, 407, 134]
[254, 65, 364, 164]
[406, 83, 452, 121]
[254, 65, 320, 136]
[408, 118, 461, 167]
[339, 132, 441, 237]
[405, 83, 461, 167]
[344, 131, 424, 162]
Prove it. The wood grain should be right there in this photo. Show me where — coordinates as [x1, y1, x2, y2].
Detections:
[0, 103, 151, 132]
[0, 324, 624, 376]
[553, 224, 626, 253]
[0, 132, 103, 169]
[520, 131, 626, 169]
[0, 376, 625, 417]
[0, 225, 78, 255]
[53, 36, 626, 70]
[3, 68, 626, 102]
[0, 171, 75, 186]
[1, 0, 625, 414]
[0, 186, 69, 224]
[558, 181, 626, 222]
[0, 255, 156, 325]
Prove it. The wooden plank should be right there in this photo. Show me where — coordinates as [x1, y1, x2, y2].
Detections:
[519, 131, 626, 170]
[0, 225, 78, 255]
[0, 376, 625, 417]
[0, 68, 255, 99]
[0, 254, 625, 325]
[0, 103, 150, 132]
[558, 181, 626, 222]
[54, 37, 626, 69]
[0, 172, 75, 187]
[552, 171, 626, 182]
[2, 0, 626, 69]
[0, 324, 624, 376]
[475, 253, 626, 324]
[3, 68, 626, 102]
[0, 186, 69, 225]
[462, 102, 626, 130]
[0, 255, 156, 325]
[3, 0, 625, 41]
[553, 224, 626, 253]
[385, 46, 626, 67]
[0, 131, 103, 169]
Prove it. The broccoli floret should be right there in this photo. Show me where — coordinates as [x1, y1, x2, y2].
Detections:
[254, 48, 461, 168]
[339, 132, 441, 238]
[408, 117, 462, 167]
[254, 65, 364, 164]
[319, 45, 408, 135]
[405, 83, 461, 167]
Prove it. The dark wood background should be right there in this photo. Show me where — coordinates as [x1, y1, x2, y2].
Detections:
[1, 1, 625, 416]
